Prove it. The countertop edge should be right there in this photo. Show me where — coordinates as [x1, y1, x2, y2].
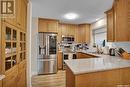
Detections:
[73, 66, 130, 75]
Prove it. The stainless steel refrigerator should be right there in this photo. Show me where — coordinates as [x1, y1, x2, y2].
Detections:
[38, 32, 57, 75]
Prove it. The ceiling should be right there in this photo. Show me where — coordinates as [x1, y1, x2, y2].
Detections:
[31, 0, 114, 24]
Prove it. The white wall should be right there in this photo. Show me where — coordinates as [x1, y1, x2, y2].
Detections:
[90, 17, 130, 53]
[90, 18, 106, 46]
[31, 17, 38, 76]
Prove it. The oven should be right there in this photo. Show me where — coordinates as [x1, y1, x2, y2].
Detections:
[63, 52, 76, 69]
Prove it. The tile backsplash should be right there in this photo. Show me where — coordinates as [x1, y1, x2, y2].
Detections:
[107, 42, 130, 53]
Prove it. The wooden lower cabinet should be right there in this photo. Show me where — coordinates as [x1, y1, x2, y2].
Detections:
[58, 52, 63, 70]
[17, 60, 26, 87]
[66, 66, 130, 87]
[76, 52, 97, 59]
[17, 69, 26, 87]
[0, 80, 2, 87]
[3, 61, 26, 87]
[3, 66, 18, 87]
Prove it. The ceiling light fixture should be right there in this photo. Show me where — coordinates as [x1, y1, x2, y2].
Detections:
[64, 13, 79, 20]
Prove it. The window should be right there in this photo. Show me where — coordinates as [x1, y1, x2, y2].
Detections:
[93, 27, 106, 46]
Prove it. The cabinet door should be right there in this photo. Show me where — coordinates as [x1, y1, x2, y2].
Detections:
[3, 66, 18, 87]
[38, 19, 48, 32]
[76, 53, 96, 59]
[58, 52, 63, 70]
[4, 0, 17, 26]
[0, 19, 2, 74]
[85, 25, 90, 43]
[68, 25, 76, 36]
[16, 0, 22, 28]
[114, 0, 130, 41]
[21, 0, 27, 31]
[61, 24, 69, 35]
[17, 69, 26, 87]
[77, 25, 85, 43]
[57, 24, 62, 43]
[0, 80, 2, 87]
[106, 9, 114, 42]
[17, 60, 26, 87]
[47, 21, 58, 33]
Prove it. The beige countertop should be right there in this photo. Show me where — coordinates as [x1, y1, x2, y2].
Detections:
[65, 52, 130, 75]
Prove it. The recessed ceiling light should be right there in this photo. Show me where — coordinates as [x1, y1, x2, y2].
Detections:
[63, 13, 79, 20]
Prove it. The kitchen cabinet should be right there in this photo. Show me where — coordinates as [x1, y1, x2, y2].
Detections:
[76, 24, 90, 43]
[0, 80, 2, 87]
[20, 0, 27, 31]
[106, 0, 130, 42]
[76, 52, 97, 59]
[1, 0, 27, 86]
[57, 24, 62, 43]
[58, 52, 63, 70]
[66, 66, 130, 87]
[17, 60, 26, 87]
[3, 66, 18, 87]
[59, 23, 78, 42]
[60, 23, 69, 35]
[106, 9, 114, 42]
[38, 18, 59, 33]
[48, 21, 58, 32]
[0, 18, 2, 74]
[68, 25, 76, 36]
[60, 23, 77, 36]
[1, 22, 27, 87]
[3, 0, 27, 31]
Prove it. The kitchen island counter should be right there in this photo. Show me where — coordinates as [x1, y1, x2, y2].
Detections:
[65, 54, 130, 87]
[65, 54, 130, 75]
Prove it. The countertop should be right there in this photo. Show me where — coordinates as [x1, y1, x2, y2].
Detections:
[65, 51, 130, 75]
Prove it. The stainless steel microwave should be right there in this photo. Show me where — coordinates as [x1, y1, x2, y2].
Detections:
[62, 35, 74, 43]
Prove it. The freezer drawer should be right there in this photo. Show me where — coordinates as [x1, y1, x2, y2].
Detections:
[38, 59, 57, 75]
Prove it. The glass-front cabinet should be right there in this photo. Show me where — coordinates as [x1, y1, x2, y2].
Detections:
[4, 24, 18, 71]
[2, 22, 26, 72]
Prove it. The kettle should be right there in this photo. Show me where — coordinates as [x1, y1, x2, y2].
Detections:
[109, 48, 115, 56]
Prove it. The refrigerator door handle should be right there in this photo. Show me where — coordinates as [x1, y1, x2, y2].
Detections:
[47, 35, 50, 55]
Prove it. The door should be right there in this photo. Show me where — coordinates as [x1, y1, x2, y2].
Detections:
[47, 34, 57, 55]
[38, 58, 57, 74]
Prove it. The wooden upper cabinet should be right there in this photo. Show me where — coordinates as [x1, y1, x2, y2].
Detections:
[21, 0, 27, 31]
[3, 0, 27, 31]
[38, 18, 59, 33]
[16, 0, 22, 28]
[59, 23, 77, 36]
[106, 0, 130, 42]
[76, 24, 90, 43]
[106, 9, 114, 42]
[60, 24, 69, 35]
[38, 19, 48, 32]
[48, 21, 58, 32]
